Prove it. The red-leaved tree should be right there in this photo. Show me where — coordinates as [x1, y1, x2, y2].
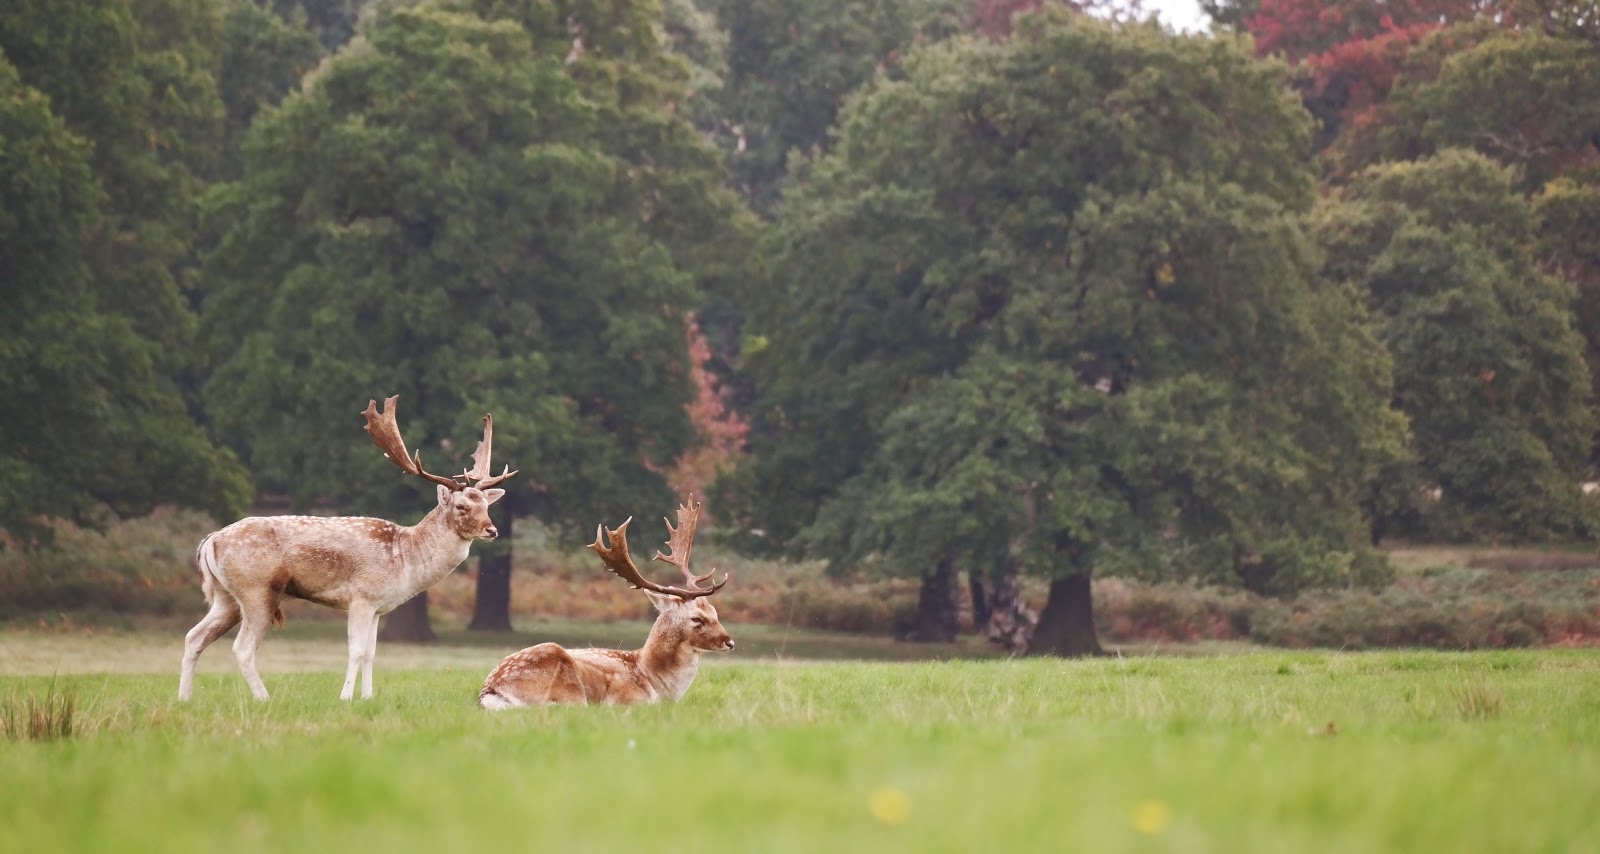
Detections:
[1245, 0, 1514, 142]
[664, 313, 750, 507]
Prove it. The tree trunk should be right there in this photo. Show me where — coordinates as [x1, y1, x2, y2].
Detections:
[379, 591, 435, 643]
[969, 571, 992, 628]
[469, 511, 514, 632]
[907, 554, 960, 642]
[1027, 574, 1102, 657]
[984, 557, 1037, 653]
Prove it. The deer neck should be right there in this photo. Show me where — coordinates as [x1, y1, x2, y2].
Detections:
[637, 621, 701, 701]
[393, 505, 474, 597]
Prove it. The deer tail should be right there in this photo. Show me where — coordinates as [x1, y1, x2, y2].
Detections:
[196, 532, 288, 628]
[195, 533, 222, 609]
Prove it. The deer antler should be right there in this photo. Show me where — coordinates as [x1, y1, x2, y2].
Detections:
[462, 413, 518, 489]
[590, 506, 728, 601]
[361, 396, 468, 492]
[653, 498, 721, 589]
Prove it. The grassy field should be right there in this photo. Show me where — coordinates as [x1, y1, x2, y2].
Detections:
[1, 630, 1597, 853]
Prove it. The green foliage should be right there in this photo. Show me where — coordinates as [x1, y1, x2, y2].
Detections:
[1312, 149, 1595, 541]
[698, 0, 967, 211]
[0, 31, 250, 538]
[659, 0, 732, 128]
[1327, 27, 1600, 189]
[270, 0, 365, 51]
[1312, 20, 1600, 495]
[0, 508, 222, 618]
[215, 0, 323, 179]
[202, 1, 746, 531]
[736, 12, 1401, 594]
[1249, 565, 1600, 649]
[2, 0, 230, 357]
[1533, 177, 1600, 468]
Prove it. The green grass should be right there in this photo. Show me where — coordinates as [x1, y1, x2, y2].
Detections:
[1, 631, 1597, 853]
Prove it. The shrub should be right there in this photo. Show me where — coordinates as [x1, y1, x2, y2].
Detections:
[428, 543, 925, 636]
[1247, 568, 1600, 649]
[0, 508, 218, 619]
[5, 509, 1597, 652]
[1093, 579, 1255, 643]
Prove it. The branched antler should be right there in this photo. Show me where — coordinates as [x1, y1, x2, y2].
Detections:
[462, 413, 518, 489]
[362, 397, 518, 493]
[590, 500, 728, 600]
[653, 498, 720, 588]
[362, 396, 467, 491]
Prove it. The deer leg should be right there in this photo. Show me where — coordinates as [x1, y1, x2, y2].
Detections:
[231, 595, 274, 701]
[361, 612, 380, 699]
[341, 603, 378, 701]
[178, 596, 242, 701]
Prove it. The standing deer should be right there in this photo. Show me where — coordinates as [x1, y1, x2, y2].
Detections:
[478, 500, 732, 708]
[179, 395, 517, 702]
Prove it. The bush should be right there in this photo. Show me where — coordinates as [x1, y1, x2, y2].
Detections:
[1247, 568, 1600, 649]
[5, 509, 1597, 652]
[0, 508, 218, 619]
[428, 543, 925, 636]
[1093, 579, 1255, 643]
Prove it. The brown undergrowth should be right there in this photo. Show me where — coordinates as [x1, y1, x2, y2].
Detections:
[4, 509, 1597, 650]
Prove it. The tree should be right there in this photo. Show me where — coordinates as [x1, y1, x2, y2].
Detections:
[202, 2, 744, 637]
[1312, 150, 1595, 540]
[662, 314, 751, 503]
[1226, 0, 1514, 149]
[1324, 27, 1600, 186]
[1311, 24, 1600, 476]
[1534, 179, 1600, 468]
[737, 12, 1402, 654]
[0, 5, 250, 540]
[215, 0, 323, 180]
[966, 0, 1147, 36]
[697, 0, 966, 212]
[1243, 0, 1501, 61]
[270, 0, 365, 51]
[1215, 3, 1600, 478]
[3, 0, 232, 359]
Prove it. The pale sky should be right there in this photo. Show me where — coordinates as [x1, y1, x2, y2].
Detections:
[1140, 0, 1210, 32]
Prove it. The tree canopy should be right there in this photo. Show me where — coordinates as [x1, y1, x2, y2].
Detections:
[0, 1, 250, 540]
[4, 0, 1596, 654]
[202, 1, 742, 532]
[1313, 150, 1595, 540]
[729, 12, 1405, 651]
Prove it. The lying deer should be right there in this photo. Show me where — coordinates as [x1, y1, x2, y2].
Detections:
[478, 500, 732, 708]
[179, 396, 516, 702]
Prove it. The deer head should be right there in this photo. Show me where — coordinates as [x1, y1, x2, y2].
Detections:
[361, 395, 518, 540]
[591, 498, 733, 650]
[642, 589, 733, 652]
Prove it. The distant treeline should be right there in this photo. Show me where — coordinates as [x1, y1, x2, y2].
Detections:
[2, 0, 1596, 652]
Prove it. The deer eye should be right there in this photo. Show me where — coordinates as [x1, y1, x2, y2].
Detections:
[689, 616, 705, 626]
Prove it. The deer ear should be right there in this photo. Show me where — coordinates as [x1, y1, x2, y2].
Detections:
[436, 484, 453, 505]
[644, 590, 678, 612]
[481, 488, 505, 506]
